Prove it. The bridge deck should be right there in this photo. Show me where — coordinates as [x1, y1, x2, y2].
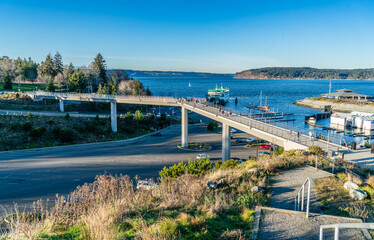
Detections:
[29, 92, 347, 154]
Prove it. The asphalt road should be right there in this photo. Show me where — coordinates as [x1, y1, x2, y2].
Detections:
[0, 123, 259, 210]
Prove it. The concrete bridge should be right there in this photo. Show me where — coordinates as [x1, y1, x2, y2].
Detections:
[28, 92, 345, 161]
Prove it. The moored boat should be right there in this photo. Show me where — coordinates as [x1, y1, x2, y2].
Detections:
[205, 84, 229, 105]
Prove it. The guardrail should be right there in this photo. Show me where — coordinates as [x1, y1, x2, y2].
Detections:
[294, 177, 312, 218]
[320, 222, 374, 240]
[315, 155, 361, 179]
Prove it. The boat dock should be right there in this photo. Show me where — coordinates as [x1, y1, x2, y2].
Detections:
[305, 111, 332, 123]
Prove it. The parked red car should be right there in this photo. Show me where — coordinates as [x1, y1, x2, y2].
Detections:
[260, 144, 272, 150]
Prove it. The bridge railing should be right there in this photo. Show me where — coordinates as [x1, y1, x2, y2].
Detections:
[32, 92, 179, 103]
[32, 92, 341, 151]
[184, 101, 340, 151]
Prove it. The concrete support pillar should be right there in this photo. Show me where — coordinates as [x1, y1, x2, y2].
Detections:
[222, 123, 231, 162]
[111, 102, 117, 132]
[181, 107, 188, 148]
[59, 99, 64, 112]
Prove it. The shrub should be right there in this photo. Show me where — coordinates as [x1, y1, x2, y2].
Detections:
[10, 123, 20, 131]
[65, 113, 70, 120]
[22, 122, 33, 131]
[215, 159, 240, 169]
[48, 119, 54, 125]
[185, 158, 212, 175]
[274, 146, 284, 156]
[59, 129, 75, 143]
[337, 99, 342, 103]
[30, 127, 46, 138]
[26, 112, 33, 118]
[308, 145, 323, 155]
[52, 127, 61, 136]
[360, 185, 374, 199]
[241, 208, 255, 222]
[159, 162, 186, 178]
[337, 172, 346, 180]
[207, 121, 218, 131]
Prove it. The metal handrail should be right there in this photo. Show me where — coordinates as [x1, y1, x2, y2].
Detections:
[294, 177, 312, 218]
[315, 155, 361, 179]
[320, 222, 374, 240]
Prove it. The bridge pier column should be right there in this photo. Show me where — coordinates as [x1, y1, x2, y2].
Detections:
[59, 99, 64, 112]
[111, 102, 117, 132]
[222, 123, 231, 162]
[181, 107, 188, 148]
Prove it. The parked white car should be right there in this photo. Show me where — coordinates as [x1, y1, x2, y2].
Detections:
[246, 137, 255, 143]
[197, 154, 210, 159]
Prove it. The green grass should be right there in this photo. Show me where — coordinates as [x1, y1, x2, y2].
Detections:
[0, 83, 45, 92]
[0, 114, 175, 151]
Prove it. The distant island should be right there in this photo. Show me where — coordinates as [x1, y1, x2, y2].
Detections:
[120, 70, 234, 78]
[234, 67, 374, 80]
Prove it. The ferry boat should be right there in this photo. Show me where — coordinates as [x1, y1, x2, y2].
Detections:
[205, 84, 229, 105]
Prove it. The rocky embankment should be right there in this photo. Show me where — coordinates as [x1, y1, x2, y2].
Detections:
[294, 98, 374, 113]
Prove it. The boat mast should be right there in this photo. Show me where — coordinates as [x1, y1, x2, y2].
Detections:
[329, 80, 332, 94]
[259, 91, 263, 107]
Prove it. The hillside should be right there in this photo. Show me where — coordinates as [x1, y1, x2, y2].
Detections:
[119, 69, 234, 78]
[234, 67, 374, 80]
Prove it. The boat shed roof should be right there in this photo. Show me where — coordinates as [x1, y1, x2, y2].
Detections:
[321, 92, 370, 98]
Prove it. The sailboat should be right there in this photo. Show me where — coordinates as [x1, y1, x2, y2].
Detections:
[188, 82, 191, 87]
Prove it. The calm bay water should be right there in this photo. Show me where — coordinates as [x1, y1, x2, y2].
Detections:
[139, 77, 374, 142]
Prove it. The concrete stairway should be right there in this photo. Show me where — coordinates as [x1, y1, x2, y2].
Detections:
[253, 166, 368, 240]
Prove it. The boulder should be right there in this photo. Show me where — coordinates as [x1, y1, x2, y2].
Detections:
[248, 168, 260, 174]
[344, 181, 359, 190]
[251, 186, 264, 194]
[349, 189, 368, 201]
[206, 181, 218, 190]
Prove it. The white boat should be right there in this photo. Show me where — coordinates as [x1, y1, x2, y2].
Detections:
[189, 82, 191, 87]
[307, 117, 316, 126]
[205, 84, 229, 105]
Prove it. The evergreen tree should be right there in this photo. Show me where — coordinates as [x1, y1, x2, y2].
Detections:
[92, 53, 107, 84]
[97, 83, 109, 94]
[109, 79, 118, 95]
[42, 54, 56, 77]
[45, 78, 55, 92]
[145, 87, 152, 96]
[3, 72, 12, 90]
[66, 63, 74, 79]
[53, 52, 63, 75]
[69, 69, 87, 93]
[133, 79, 144, 95]
[134, 110, 143, 121]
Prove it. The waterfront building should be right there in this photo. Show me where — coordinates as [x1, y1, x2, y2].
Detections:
[321, 89, 372, 101]
[331, 111, 374, 132]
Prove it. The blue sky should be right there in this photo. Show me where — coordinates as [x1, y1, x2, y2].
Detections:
[0, 0, 374, 73]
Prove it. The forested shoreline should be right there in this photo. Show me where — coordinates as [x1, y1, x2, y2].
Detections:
[0, 53, 151, 95]
[234, 67, 374, 80]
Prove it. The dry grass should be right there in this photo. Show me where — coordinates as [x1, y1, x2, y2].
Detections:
[3, 149, 364, 239]
[315, 174, 374, 222]
[1, 159, 269, 239]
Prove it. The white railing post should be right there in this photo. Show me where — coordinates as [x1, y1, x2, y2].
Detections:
[301, 184, 305, 211]
[306, 178, 311, 218]
[320, 227, 324, 240]
[334, 227, 339, 240]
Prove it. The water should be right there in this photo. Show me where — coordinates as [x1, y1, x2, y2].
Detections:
[139, 77, 374, 144]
